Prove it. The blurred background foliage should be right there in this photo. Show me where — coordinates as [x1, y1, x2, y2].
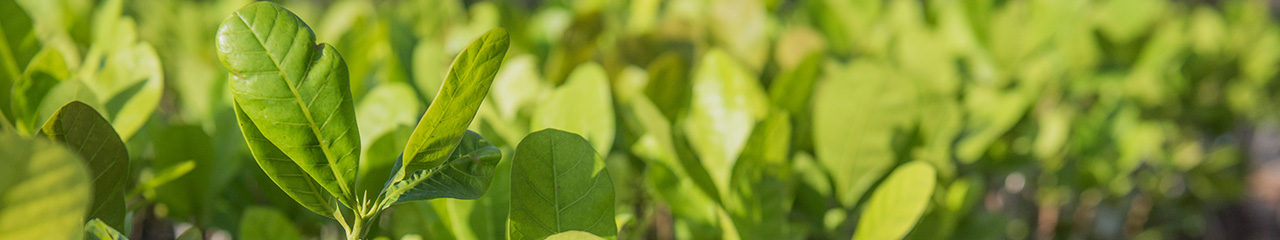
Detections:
[5, 0, 1280, 239]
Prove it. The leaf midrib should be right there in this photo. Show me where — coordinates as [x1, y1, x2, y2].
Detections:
[234, 10, 353, 199]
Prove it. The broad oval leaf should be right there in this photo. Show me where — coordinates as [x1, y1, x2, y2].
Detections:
[399, 28, 510, 180]
[239, 206, 302, 240]
[85, 218, 128, 240]
[234, 103, 336, 216]
[531, 62, 615, 155]
[217, 1, 360, 206]
[850, 161, 937, 240]
[683, 49, 769, 197]
[382, 130, 501, 207]
[38, 101, 129, 231]
[508, 129, 617, 240]
[814, 60, 917, 208]
[0, 133, 91, 240]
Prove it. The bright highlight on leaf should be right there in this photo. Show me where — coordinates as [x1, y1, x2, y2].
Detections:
[851, 161, 937, 240]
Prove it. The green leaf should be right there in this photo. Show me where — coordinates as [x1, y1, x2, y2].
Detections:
[398, 28, 509, 181]
[644, 53, 690, 122]
[531, 62, 615, 155]
[150, 125, 219, 219]
[851, 161, 937, 240]
[726, 111, 794, 239]
[85, 218, 128, 240]
[95, 42, 163, 141]
[683, 49, 769, 197]
[768, 52, 821, 114]
[217, 1, 361, 206]
[508, 129, 617, 240]
[382, 130, 501, 207]
[239, 207, 302, 240]
[0, 133, 91, 240]
[12, 48, 69, 135]
[1, 0, 41, 121]
[546, 231, 607, 240]
[814, 60, 917, 207]
[234, 103, 336, 217]
[38, 101, 129, 231]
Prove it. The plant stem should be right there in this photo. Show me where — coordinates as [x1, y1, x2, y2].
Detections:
[348, 216, 365, 240]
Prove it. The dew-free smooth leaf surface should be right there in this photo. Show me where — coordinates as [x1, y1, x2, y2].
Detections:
[850, 161, 936, 240]
[509, 129, 617, 240]
[383, 130, 501, 207]
[234, 103, 336, 216]
[239, 206, 302, 240]
[399, 28, 509, 180]
[814, 60, 917, 207]
[85, 218, 128, 240]
[39, 101, 129, 231]
[531, 62, 615, 155]
[684, 49, 769, 196]
[0, 133, 90, 240]
[726, 111, 794, 240]
[217, 1, 360, 205]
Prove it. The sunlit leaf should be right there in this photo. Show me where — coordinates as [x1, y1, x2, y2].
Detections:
[12, 48, 69, 135]
[382, 130, 501, 207]
[0, 133, 91, 240]
[234, 103, 336, 216]
[684, 49, 769, 196]
[851, 161, 937, 240]
[531, 62, 616, 155]
[509, 129, 617, 240]
[546, 231, 606, 240]
[217, 1, 361, 206]
[85, 218, 127, 240]
[0, 0, 41, 121]
[398, 28, 509, 181]
[814, 60, 916, 207]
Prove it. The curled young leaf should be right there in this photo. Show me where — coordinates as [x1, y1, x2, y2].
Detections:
[399, 28, 510, 181]
[382, 130, 501, 208]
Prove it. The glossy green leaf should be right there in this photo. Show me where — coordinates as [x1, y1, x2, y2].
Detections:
[217, 1, 361, 206]
[683, 49, 769, 196]
[851, 161, 937, 240]
[531, 62, 615, 155]
[1, 0, 40, 121]
[85, 218, 128, 240]
[234, 103, 336, 216]
[547, 231, 607, 240]
[398, 28, 510, 181]
[814, 60, 917, 207]
[382, 130, 501, 207]
[38, 101, 129, 231]
[239, 206, 302, 240]
[12, 48, 69, 135]
[509, 129, 617, 240]
[0, 133, 91, 240]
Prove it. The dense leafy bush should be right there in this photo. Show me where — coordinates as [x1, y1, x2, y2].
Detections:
[1, 0, 1278, 239]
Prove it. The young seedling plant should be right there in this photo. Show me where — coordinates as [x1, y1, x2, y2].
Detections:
[215, 2, 509, 239]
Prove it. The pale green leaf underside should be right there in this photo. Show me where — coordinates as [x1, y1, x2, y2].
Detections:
[85, 218, 128, 240]
[400, 28, 510, 180]
[382, 130, 501, 208]
[0, 133, 90, 240]
[217, 1, 360, 206]
[239, 207, 302, 240]
[234, 103, 336, 216]
[546, 231, 607, 240]
[851, 161, 937, 240]
[39, 101, 129, 231]
[509, 129, 617, 240]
